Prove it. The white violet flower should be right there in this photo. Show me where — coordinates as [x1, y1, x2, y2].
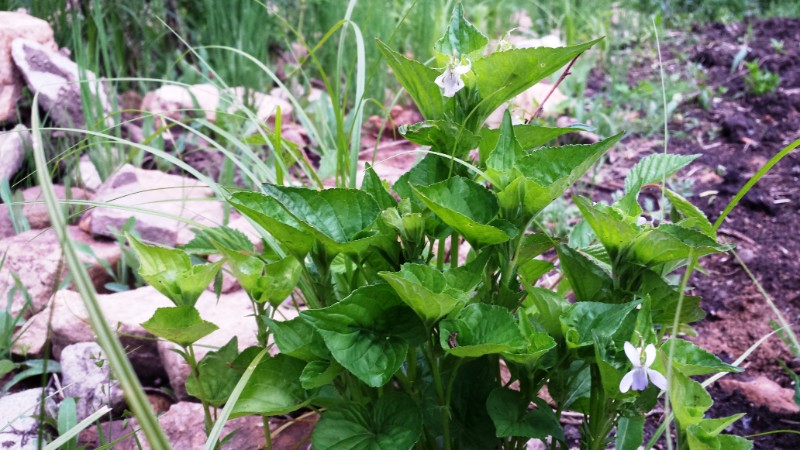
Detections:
[435, 57, 472, 97]
[619, 341, 668, 393]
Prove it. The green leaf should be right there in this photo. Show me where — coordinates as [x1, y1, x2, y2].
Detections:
[665, 339, 742, 376]
[218, 248, 302, 306]
[300, 360, 342, 390]
[361, 164, 397, 210]
[665, 189, 715, 238]
[516, 259, 554, 286]
[487, 389, 563, 440]
[312, 391, 422, 449]
[485, 110, 522, 188]
[616, 416, 644, 450]
[265, 316, 330, 361]
[478, 125, 580, 162]
[516, 233, 556, 261]
[560, 301, 640, 349]
[393, 154, 455, 205]
[696, 414, 746, 437]
[185, 338, 258, 408]
[617, 154, 700, 216]
[57, 397, 78, 450]
[3, 359, 60, 393]
[231, 354, 311, 417]
[499, 134, 623, 217]
[440, 304, 526, 357]
[179, 226, 254, 255]
[469, 39, 601, 127]
[630, 224, 732, 266]
[715, 435, 753, 450]
[642, 270, 706, 325]
[521, 287, 569, 338]
[412, 176, 512, 246]
[141, 306, 218, 347]
[400, 120, 480, 157]
[448, 358, 503, 449]
[128, 234, 221, 307]
[0, 359, 14, 378]
[670, 369, 713, 427]
[556, 244, 613, 302]
[434, 3, 488, 57]
[379, 264, 465, 322]
[502, 324, 556, 367]
[574, 196, 639, 259]
[377, 39, 448, 120]
[262, 184, 382, 254]
[228, 191, 314, 258]
[444, 250, 491, 292]
[301, 284, 426, 387]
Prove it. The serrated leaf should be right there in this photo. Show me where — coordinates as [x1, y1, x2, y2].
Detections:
[301, 284, 426, 387]
[521, 287, 569, 338]
[665, 188, 715, 238]
[434, 3, 488, 57]
[468, 39, 601, 128]
[499, 133, 623, 217]
[361, 164, 397, 210]
[478, 125, 580, 162]
[574, 196, 639, 259]
[617, 153, 700, 216]
[487, 389, 563, 440]
[560, 301, 640, 349]
[670, 369, 713, 427]
[185, 338, 258, 407]
[412, 176, 512, 246]
[665, 339, 742, 376]
[231, 354, 311, 417]
[217, 250, 302, 306]
[556, 244, 613, 302]
[486, 110, 522, 188]
[229, 191, 314, 257]
[312, 391, 422, 449]
[440, 304, 526, 357]
[128, 234, 222, 307]
[300, 360, 342, 390]
[379, 263, 465, 322]
[141, 306, 218, 346]
[400, 120, 479, 157]
[265, 316, 330, 361]
[179, 226, 254, 255]
[262, 184, 382, 254]
[377, 39, 448, 120]
[630, 224, 732, 266]
[616, 416, 644, 450]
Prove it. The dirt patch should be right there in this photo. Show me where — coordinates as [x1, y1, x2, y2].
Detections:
[669, 17, 800, 449]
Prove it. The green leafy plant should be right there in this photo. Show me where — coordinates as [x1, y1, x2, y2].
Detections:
[118, 6, 751, 449]
[744, 60, 781, 95]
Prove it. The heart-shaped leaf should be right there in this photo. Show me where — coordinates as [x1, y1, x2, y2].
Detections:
[262, 184, 382, 254]
[128, 234, 222, 307]
[265, 316, 330, 362]
[301, 284, 426, 387]
[141, 306, 218, 347]
[412, 176, 512, 246]
[231, 354, 312, 417]
[560, 301, 640, 349]
[434, 3, 488, 57]
[487, 388, 563, 440]
[629, 224, 732, 266]
[218, 248, 302, 306]
[379, 263, 465, 322]
[478, 124, 582, 161]
[300, 360, 342, 390]
[185, 338, 258, 407]
[312, 391, 422, 449]
[664, 339, 742, 376]
[499, 133, 623, 217]
[229, 191, 314, 257]
[616, 153, 700, 216]
[440, 304, 526, 357]
[377, 39, 449, 120]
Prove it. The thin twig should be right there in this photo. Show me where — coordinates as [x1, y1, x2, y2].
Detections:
[525, 52, 584, 124]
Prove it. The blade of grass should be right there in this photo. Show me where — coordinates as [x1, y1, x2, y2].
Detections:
[44, 405, 112, 450]
[31, 101, 172, 450]
[202, 347, 269, 450]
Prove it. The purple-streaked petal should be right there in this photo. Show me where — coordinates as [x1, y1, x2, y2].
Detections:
[620, 370, 635, 393]
[624, 341, 640, 367]
[644, 344, 656, 368]
[648, 369, 668, 391]
[631, 368, 649, 391]
[435, 72, 447, 89]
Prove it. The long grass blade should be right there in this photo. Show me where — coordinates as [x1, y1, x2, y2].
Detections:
[44, 405, 112, 450]
[30, 99, 172, 450]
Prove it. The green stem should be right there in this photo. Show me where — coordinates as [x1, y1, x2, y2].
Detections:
[428, 343, 452, 450]
[450, 232, 459, 269]
[186, 345, 214, 436]
[263, 416, 273, 450]
[437, 238, 446, 271]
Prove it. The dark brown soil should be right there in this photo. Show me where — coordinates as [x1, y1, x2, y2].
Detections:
[669, 17, 800, 450]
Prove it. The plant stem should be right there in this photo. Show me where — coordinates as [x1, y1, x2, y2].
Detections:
[427, 343, 452, 450]
[186, 345, 215, 435]
[262, 416, 273, 450]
